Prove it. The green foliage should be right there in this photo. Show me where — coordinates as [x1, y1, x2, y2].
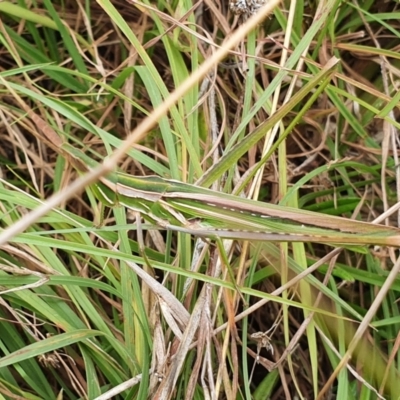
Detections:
[0, 0, 400, 399]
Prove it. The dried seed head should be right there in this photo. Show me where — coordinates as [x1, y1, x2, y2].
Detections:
[230, 0, 266, 19]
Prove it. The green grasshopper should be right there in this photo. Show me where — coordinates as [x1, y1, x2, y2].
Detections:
[62, 143, 400, 247]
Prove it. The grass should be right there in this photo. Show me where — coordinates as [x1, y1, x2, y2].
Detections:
[0, 0, 400, 399]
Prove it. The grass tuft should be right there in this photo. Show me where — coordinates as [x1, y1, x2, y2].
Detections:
[0, 0, 400, 399]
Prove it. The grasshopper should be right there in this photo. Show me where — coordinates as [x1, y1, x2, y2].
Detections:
[62, 143, 400, 248]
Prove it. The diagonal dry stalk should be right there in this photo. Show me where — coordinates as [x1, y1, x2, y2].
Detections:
[0, 0, 281, 246]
